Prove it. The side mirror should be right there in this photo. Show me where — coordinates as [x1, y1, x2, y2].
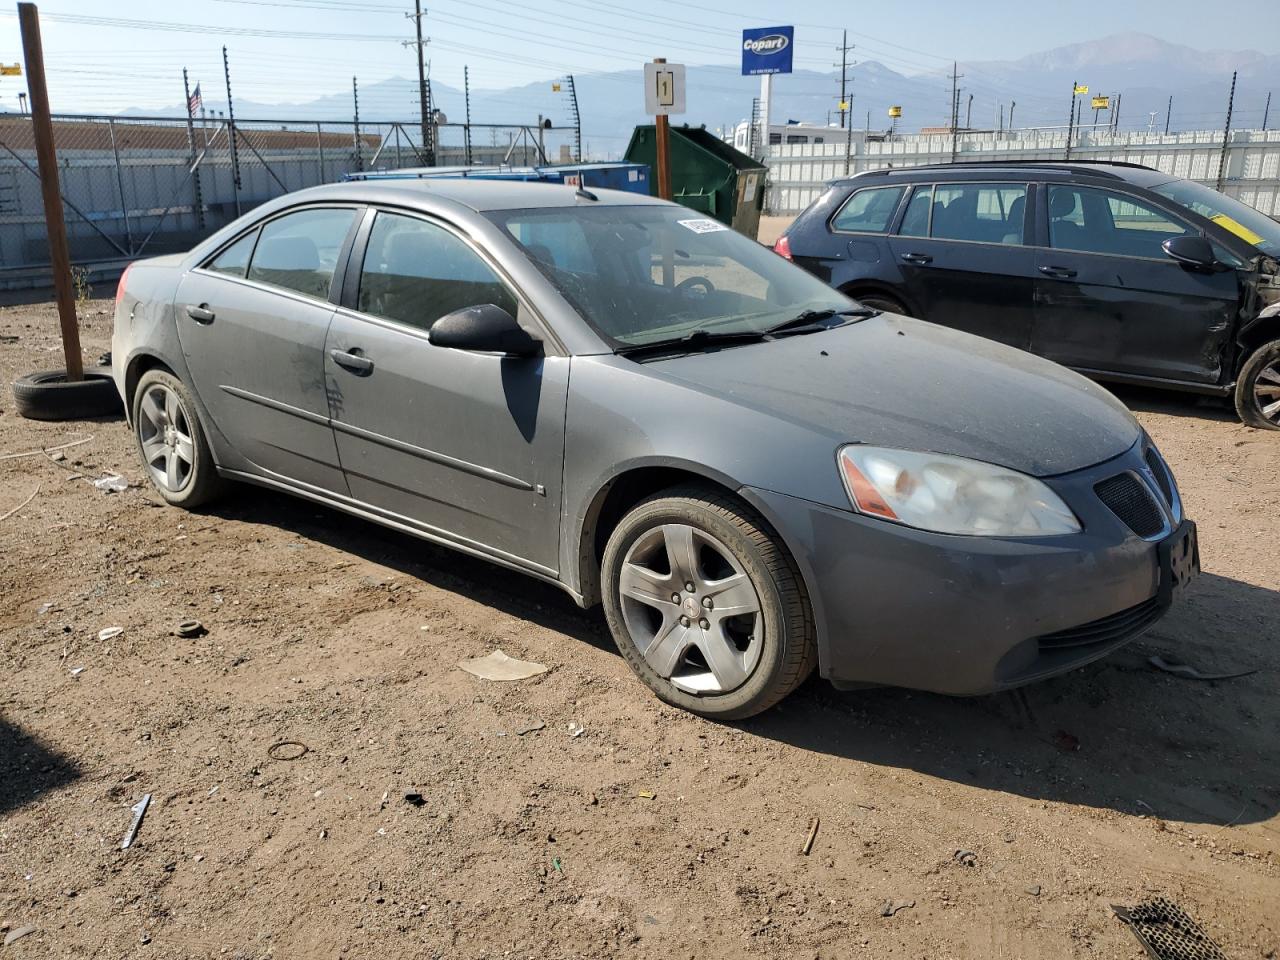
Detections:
[429, 303, 542, 356]
[1163, 235, 1226, 272]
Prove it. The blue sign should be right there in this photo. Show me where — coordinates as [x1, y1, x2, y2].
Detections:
[741, 26, 794, 76]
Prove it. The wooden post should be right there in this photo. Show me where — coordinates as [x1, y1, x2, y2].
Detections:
[18, 2, 82, 381]
[653, 58, 672, 202]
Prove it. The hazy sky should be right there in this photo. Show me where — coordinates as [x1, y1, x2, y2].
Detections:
[0, 0, 1275, 115]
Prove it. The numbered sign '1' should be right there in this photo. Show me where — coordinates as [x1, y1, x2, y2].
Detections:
[643, 62, 686, 116]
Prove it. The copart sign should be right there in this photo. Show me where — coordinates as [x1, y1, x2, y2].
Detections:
[741, 26, 794, 76]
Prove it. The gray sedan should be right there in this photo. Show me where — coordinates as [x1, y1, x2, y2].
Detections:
[111, 180, 1199, 718]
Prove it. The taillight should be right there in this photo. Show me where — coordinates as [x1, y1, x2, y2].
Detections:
[773, 235, 793, 260]
[115, 262, 133, 303]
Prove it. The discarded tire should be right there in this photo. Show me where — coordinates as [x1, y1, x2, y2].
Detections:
[11, 367, 122, 421]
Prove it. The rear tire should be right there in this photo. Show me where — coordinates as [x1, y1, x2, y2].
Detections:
[1234, 340, 1280, 430]
[11, 367, 122, 421]
[131, 369, 226, 508]
[852, 293, 911, 317]
[601, 484, 815, 720]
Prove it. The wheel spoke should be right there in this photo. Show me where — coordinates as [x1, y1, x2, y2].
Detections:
[1261, 397, 1280, 420]
[166, 452, 183, 490]
[695, 631, 748, 692]
[620, 561, 676, 609]
[141, 437, 168, 466]
[173, 431, 195, 466]
[705, 572, 760, 618]
[662, 523, 699, 586]
[1256, 366, 1280, 386]
[644, 618, 693, 678]
[140, 390, 166, 429]
[165, 388, 180, 425]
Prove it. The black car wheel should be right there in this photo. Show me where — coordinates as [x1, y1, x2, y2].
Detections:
[11, 367, 122, 421]
[601, 484, 816, 719]
[852, 293, 911, 317]
[1235, 340, 1280, 430]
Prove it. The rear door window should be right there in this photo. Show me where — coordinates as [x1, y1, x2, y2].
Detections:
[247, 207, 356, 300]
[929, 183, 1028, 245]
[831, 186, 905, 233]
[357, 211, 518, 332]
[898, 185, 932, 238]
[205, 229, 257, 278]
[1048, 185, 1191, 258]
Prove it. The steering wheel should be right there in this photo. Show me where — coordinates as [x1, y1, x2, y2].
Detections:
[676, 275, 715, 298]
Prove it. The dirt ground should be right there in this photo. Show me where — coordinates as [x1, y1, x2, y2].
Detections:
[1, 296, 1277, 960]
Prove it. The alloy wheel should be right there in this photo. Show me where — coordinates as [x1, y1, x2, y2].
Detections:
[1253, 360, 1280, 425]
[137, 382, 196, 493]
[617, 522, 763, 695]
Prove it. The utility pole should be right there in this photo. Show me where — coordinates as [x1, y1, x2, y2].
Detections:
[352, 76, 363, 172]
[1065, 80, 1077, 160]
[949, 62, 963, 162]
[18, 91, 27, 113]
[566, 74, 582, 162]
[463, 66, 473, 166]
[965, 92, 973, 130]
[1217, 70, 1236, 190]
[835, 31, 854, 129]
[1165, 95, 1173, 135]
[182, 67, 205, 229]
[1009, 100, 1016, 132]
[1263, 91, 1271, 132]
[1112, 92, 1121, 133]
[18, 1, 81, 381]
[405, 0, 431, 165]
[222, 45, 241, 216]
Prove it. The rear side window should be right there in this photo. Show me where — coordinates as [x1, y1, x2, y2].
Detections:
[929, 183, 1027, 245]
[206, 230, 257, 278]
[357, 211, 518, 332]
[899, 186, 932, 237]
[831, 186, 905, 233]
[1048, 185, 1191, 258]
[247, 207, 356, 300]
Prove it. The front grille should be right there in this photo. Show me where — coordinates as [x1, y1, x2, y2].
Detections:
[1145, 448, 1174, 506]
[1095, 472, 1165, 538]
[1037, 595, 1163, 651]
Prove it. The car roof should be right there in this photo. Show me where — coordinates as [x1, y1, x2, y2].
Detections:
[292, 177, 668, 212]
[834, 161, 1176, 189]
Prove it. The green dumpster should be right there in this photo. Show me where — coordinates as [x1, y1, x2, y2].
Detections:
[624, 124, 768, 240]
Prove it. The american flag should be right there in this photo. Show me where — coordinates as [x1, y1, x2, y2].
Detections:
[187, 83, 202, 117]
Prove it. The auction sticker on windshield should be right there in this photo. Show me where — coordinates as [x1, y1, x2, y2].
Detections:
[678, 218, 728, 234]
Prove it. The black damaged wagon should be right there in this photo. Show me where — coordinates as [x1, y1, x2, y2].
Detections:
[776, 161, 1280, 428]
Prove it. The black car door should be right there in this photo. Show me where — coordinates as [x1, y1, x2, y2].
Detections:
[885, 181, 1036, 349]
[1031, 183, 1240, 386]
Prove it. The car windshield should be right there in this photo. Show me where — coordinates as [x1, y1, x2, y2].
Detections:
[486, 204, 856, 347]
[1151, 179, 1280, 255]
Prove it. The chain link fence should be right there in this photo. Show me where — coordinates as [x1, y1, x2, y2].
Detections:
[0, 113, 579, 286]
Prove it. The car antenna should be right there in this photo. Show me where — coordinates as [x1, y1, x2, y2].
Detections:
[574, 186, 599, 201]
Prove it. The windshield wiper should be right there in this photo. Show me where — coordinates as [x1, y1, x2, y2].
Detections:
[764, 306, 879, 336]
[616, 327, 767, 358]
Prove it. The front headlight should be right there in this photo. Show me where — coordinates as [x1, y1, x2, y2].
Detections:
[837, 445, 1081, 537]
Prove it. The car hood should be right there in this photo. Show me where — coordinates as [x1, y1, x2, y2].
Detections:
[645, 313, 1140, 478]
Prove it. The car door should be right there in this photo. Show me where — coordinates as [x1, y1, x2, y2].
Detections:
[885, 181, 1036, 348]
[324, 208, 568, 574]
[176, 205, 360, 494]
[1031, 183, 1239, 385]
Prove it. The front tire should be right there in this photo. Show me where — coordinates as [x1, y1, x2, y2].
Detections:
[1234, 340, 1280, 430]
[131, 369, 226, 507]
[852, 293, 911, 317]
[601, 485, 815, 720]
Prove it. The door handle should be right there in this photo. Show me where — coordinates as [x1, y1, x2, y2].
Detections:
[329, 348, 374, 375]
[185, 303, 215, 323]
[1038, 265, 1078, 279]
[900, 252, 933, 265]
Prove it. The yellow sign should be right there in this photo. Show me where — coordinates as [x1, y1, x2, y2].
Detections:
[1211, 213, 1265, 246]
[837, 100, 849, 111]
[1091, 95, 1110, 110]
[888, 105, 902, 118]
[0, 64, 21, 76]
[1073, 84, 1089, 95]
[551, 82, 561, 92]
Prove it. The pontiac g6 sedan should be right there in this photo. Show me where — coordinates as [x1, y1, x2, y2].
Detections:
[112, 180, 1199, 719]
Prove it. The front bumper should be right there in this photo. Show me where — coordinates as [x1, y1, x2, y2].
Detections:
[743, 442, 1190, 696]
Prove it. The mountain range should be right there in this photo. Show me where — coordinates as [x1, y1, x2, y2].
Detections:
[115, 32, 1280, 158]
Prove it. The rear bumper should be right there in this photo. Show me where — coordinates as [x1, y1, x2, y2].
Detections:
[742, 447, 1184, 695]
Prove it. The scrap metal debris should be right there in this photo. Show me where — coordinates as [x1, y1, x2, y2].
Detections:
[267, 741, 308, 761]
[637, 790, 656, 800]
[880, 899, 915, 917]
[98, 627, 123, 642]
[458, 650, 549, 682]
[1113, 898, 1228, 960]
[954, 849, 977, 867]
[120, 794, 151, 850]
[3, 925, 36, 947]
[1148, 656, 1257, 682]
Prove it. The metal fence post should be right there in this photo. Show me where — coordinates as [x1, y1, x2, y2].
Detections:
[106, 118, 134, 254]
[315, 121, 325, 183]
